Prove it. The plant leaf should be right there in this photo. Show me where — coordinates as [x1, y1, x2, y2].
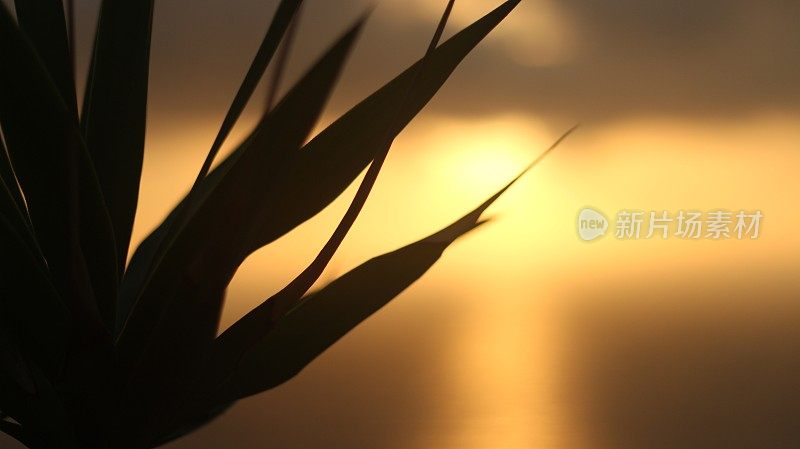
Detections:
[242, 0, 519, 254]
[0, 420, 34, 449]
[120, 0, 521, 326]
[220, 217, 487, 401]
[0, 3, 83, 308]
[81, 0, 154, 274]
[0, 136, 38, 258]
[148, 402, 234, 448]
[114, 20, 364, 444]
[13, 0, 77, 117]
[200, 125, 575, 410]
[0, 318, 36, 396]
[202, 191, 498, 409]
[0, 214, 70, 380]
[117, 0, 304, 334]
[1, 128, 28, 219]
[0, 3, 119, 332]
[160, 202, 488, 440]
[0, 350, 78, 449]
[116, 139, 241, 335]
[186, 0, 304, 186]
[0, 174, 41, 266]
[118, 16, 364, 370]
[0, 322, 44, 448]
[257, 0, 457, 337]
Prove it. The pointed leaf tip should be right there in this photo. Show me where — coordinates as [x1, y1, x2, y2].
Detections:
[82, 0, 155, 272]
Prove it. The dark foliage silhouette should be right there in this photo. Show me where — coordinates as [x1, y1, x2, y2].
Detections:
[0, 0, 567, 447]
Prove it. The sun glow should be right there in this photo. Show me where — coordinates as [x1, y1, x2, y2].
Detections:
[421, 117, 551, 197]
[124, 111, 800, 449]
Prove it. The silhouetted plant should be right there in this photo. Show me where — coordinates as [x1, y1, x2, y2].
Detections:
[0, 0, 569, 447]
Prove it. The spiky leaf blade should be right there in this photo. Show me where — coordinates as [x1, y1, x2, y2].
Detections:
[13, 0, 77, 117]
[200, 125, 575, 410]
[119, 17, 364, 372]
[121, 0, 521, 323]
[0, 130, 28, 219]
[118, 0, 304, 332]
[0, 4, 115, 335]
[187, 0, 304, 185]
[260, 0, 522, 253]
[221, 218, 487, 400]
[0, 214, 69, 380]
[0, 177, 41, 266]
[0, 348, 78, 449]
[81, 0, 154, 275]
[115, 21, 364, 445]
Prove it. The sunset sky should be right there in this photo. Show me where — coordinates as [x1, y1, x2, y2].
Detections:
[3, 0, 799, 448]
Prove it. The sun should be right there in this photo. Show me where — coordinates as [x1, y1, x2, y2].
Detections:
[416, 115, 553, 199]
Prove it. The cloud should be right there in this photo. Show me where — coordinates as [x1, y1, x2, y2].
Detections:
[394, 0, 800, 123]
[385, 0, 577, 67]
[54, 0, 800, 125]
